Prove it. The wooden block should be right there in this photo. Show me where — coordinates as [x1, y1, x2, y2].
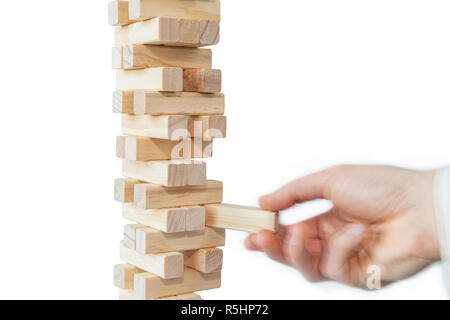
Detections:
[179, 19, 200, 45]
[114, 178, 140, 202]
[185, 206, 206, 231]
[123, 159, 189, 187]
[199, 20, 220, 45]
[120, 241, 184, 279]
[123, 203, 186, 233]
[115, 17, 218, 47]
[122, 114, 188, 140]
[205, 204, 279, 233]
[119, 289, 137, 300]
[136, 226, 225, 254]
[183, 248, 222, 273]
[114, 264, 144, 289]
[134, 267, 221, 300]
[129, 0, 220, 22]
[183, 69, 221, 93]
[123, 235, 136, 250]
[123, 44, 212, 70]
[117, 67, 183, 91]
[115, 17, 179, 47]
[108, 1, 135, 26]
[116, 136, 213, 161]
[119, 289, 202, 300]
[184, 160, 207, 186]
[134, 180, 223, 210]
[113, 90, 134, 114]
[134, 91, 224, 116]
[189, 115, 227, 139]
[112, 47, 123, 69]
[124, 223, 147, 240]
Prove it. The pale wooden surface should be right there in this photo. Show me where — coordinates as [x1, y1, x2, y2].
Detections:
[134, 91, 224, 116]
[115, 17, 219, 47]
[123, 236, 136, 250]
[185, 206, 206, 231]
[189, 115, 227, 139]
[115, 17, 179, 46]
[183, 69, 222, 93]
[124, 223, 146, 250]
[134, 267, 221, 300]
[111, 47, 123, 69]
[112, 90, 134, 114]
[122, 114, 188, 140]
[134, 180, 223, 209]
[108, 1, 135, 26]
[119, 289, 202, 300]
[123, 203, 186, 233]
[123, 159, 189, 187]
[124, 223, 146, 240]
[116, 67, 183, 91]
[184, 160, 207, 186]
[120, 241, 184, 279]
[136, 226, 225, 254]
[116, 136, 213, 161]
[205, 203, 279, 233]
[129, 0, 220, 21]
[123, 44, 212, 70]
[183, 248, 223, 273]
[199, 20, 220, 45]
[114, 178, 140, 203]
[114, 264, 144, 290]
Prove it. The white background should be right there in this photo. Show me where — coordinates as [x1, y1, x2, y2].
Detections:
[0, 0, 449, 299]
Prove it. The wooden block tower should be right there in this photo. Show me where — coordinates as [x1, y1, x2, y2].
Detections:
[110, 0, 278, 300]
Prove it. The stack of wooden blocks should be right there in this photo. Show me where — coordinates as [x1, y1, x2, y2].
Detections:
[110, 0, 278, 300]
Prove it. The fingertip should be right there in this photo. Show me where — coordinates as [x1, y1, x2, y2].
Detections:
[259, 193, 286, 212]
[244, 233, 258, 251]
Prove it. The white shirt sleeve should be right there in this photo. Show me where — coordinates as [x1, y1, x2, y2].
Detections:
[434, 167, 450, 294]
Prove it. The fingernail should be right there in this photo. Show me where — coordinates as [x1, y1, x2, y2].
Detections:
[346, 224, 365, 236]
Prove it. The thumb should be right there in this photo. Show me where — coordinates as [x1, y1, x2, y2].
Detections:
[319, 224, 366, 285]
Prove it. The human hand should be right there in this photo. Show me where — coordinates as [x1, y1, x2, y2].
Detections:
[245, 165, 440, 288]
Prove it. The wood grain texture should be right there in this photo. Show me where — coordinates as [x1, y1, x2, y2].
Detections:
[113, 90, 134, 114]
[134, 180, 223, 210]
[129, 0, 220, 22]
[116, 136, 213, 161]
[123, 203, 186, 233]
[124, 223, 146, 250]
[184, 160, 207, 186]
[112, 47, 123, 69]
[123, 159, 188, 187]
[108, 1, 135, 26]
[115, 17, 219, 47]
[115, 17, 179, 46]
[185, 206, 206, 231]
[123, 44, 212, 70]
[116, 67, 183, 91]
[114, 178, 141, 203]
[122, 114, 188, 140]
[120, 241, 184, 279]
[189, 115, 227, 139]
[114, 264, 144, 289]
[134, 267, 221, 300]
[124, 223, 147, 240]
[205, 204, 279, 233]
[136, 226, 225, 254]
[119, 289, 202, 300]
[183, 69, 221, 93]
[134, 91, 224, 116]
[199, 20, 220, 45]
[183, 248, 222, 273]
